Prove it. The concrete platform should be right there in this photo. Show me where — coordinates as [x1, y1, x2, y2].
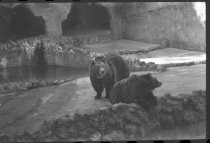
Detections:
[82, 40, 161, 53]
[0, 64, 206, 136]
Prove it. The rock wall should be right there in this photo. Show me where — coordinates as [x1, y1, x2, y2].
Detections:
[0, 36, 95, 69]
[105, 3, 126, 40]
[0, 2, 206, 51]
[0, 3, 72, 39]
[27, 3, 72, 38]
[122, 2, 206, 51]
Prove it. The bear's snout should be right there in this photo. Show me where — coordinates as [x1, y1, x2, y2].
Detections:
[158, 82, 162, 87]
[99, 67, 105, 75]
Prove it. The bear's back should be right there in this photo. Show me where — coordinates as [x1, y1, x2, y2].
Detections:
[105, 54, 130, 81]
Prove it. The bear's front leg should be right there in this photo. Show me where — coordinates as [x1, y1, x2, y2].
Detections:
[95, 85, 104, 100]
[104, 82, 114, 99]
[145, 92, 158, 107]
[90, 77, 104, 100]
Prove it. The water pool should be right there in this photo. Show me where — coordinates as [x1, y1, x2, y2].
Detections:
[0, 66, 89, 84]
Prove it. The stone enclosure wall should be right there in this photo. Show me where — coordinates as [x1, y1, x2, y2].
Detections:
[0, 2, 206, 51]
[123, 2, 206, 51]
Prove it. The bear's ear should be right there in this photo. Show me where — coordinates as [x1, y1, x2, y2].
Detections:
[90, 61, 95, 66]
[145, 73, 152, 78]
[96, 55, 106, 63]
[100, 55, 106, 60]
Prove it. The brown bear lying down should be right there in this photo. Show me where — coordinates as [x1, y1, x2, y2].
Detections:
[89, 54, 130, 100]
[109, 73, 162, 109]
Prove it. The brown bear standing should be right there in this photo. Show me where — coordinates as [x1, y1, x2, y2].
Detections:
[109, 73, 162, 109]
[89, 54, 130, 100]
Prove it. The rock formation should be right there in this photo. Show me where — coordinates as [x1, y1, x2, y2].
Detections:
[0, 90, 205, 141]
[0, 2, 206, 51]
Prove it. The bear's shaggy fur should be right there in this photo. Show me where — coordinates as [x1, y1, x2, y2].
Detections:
[109, 73, 162, 109]
[89, 54, 130, 99]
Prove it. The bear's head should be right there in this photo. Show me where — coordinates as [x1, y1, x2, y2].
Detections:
[89, 55, 110, 79]
[141, 73, 162, 91]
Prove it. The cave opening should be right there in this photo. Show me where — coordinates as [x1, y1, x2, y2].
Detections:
[10, 5, 45, 40]
[62, 4, 110, 38]
[0, 6, 12, 42]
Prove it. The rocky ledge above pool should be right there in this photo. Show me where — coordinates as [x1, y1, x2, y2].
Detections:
[0, 90, 206, 141]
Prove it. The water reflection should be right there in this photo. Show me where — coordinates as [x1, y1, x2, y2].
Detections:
[0, 68, 9, 79]
[0, 66, 89, 84]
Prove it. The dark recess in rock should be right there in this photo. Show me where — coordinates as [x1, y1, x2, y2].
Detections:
[32, 41, 48, 79]
[10, 5, 45, 41]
